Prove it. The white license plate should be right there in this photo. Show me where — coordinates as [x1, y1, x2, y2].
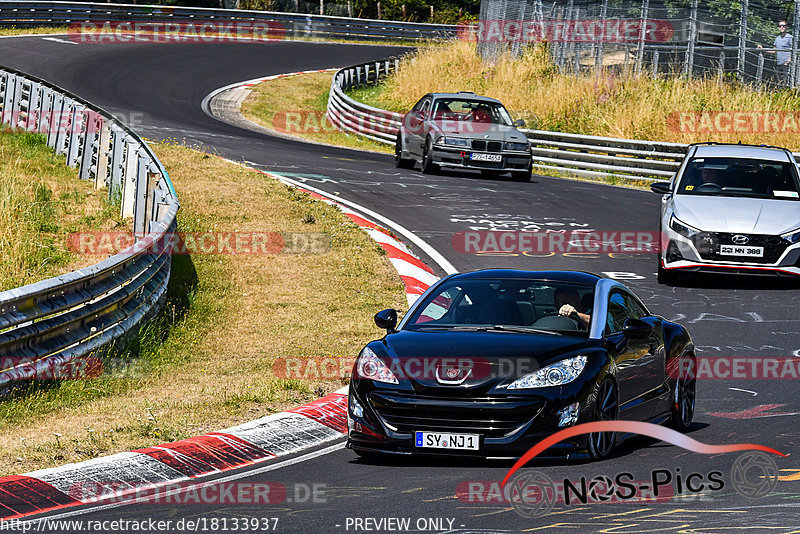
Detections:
[415, 431, 479, 450]
[720, 245, 764, 257]
[470, 153, 502, 162]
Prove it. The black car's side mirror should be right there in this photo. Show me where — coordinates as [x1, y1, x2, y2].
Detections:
[622, 318, 653, 339]
[374, 309, 398, 333]
[513, 118, 526, 128]
[650, 181, 671, 195]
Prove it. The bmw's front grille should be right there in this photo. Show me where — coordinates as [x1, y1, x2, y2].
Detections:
[369, 391, 543, 438]
[471, 140, 503, 153]
[694, 232, 788, 264]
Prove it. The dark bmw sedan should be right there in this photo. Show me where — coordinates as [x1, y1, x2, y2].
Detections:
[347, 270, 696, 461]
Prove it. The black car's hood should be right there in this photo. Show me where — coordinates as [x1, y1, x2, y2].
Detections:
[375, 330, 599, 391]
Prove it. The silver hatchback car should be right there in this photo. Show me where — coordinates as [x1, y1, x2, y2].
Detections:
[650, 143, 800, 283]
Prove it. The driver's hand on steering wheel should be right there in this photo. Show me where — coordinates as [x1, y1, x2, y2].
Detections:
[559, 304, 577, 317]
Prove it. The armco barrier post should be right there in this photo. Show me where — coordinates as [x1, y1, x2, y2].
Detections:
[109, 126, 126, 205]
[133, 151, 150, 237]
[121, 137, 138, 219]
[95, 124, 112, 189]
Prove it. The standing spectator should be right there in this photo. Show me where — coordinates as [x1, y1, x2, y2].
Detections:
[759, 20, 793, 87]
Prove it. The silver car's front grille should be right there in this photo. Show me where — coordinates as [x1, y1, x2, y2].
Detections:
[471, 140, 503, 153]
[694, 232, 789, 264]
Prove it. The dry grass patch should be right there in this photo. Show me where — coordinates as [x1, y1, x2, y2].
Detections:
[0, 141, 405, 475]
[241, 71, 392, 154]
[365, 40, 800, 149]
[0, 26, 69, 36]
[0, 131, 126, 291]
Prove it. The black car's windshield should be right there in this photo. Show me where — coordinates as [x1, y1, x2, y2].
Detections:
[405, 279, 594, 336]
[676, 157, 800, 200]
[431, 99, 513, 126]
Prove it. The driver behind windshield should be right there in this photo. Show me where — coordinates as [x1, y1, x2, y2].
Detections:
[555, 287, 591, 328]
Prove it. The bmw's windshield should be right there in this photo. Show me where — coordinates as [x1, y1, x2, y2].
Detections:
[431, 99, 513, 126]
[676, 157, 800, 200]
[405, 279, 594, 335]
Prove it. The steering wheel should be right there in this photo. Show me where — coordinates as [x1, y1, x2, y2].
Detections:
[695, 182, 722, 192]
[530, 312, 582, 331]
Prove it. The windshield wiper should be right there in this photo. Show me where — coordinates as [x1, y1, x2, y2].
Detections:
[489, 325, 562, 335]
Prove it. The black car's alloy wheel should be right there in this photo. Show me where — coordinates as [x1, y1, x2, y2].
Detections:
[588, 378, 618, 459]
[421, 137, 439, 174]
[394, 133, 414, 169]
[670, 354, 696, 431]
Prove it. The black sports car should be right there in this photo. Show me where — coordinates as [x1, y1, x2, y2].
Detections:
[347, 270, 696, 460]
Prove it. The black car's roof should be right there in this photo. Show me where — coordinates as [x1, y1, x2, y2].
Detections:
[426, 92, 503, 105]
[445, 269, 602, 285]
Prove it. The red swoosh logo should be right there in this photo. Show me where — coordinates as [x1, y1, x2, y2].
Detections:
[501, 421, 786, 487]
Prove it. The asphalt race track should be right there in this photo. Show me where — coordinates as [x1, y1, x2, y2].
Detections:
[2, 35, 799, 533]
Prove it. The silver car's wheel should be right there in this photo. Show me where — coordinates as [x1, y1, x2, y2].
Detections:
[394, 133, 414, 169]
[421, 138, 439, 174]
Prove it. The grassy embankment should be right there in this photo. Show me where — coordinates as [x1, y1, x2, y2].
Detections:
[244, 40, 800, 186]
[0, 131, 124, 291]
[0, 139, 405, 475]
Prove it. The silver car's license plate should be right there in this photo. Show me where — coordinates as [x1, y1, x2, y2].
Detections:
[720, 245, 764, 257]
[470, 153, 502, 162]
[415, 431, 479, 450]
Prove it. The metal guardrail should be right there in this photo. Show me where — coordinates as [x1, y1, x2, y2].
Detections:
[0, 64, 178, 390]
[0, 1, 459, 42]
[327, 58, 800, 181]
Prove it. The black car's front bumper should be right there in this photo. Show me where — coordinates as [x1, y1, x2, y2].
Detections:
[430, 145, 531, 173]
[346, 382, 599, 460]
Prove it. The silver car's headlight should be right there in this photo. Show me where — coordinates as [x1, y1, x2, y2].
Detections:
[437, 136, 470, 147]
[355, 347, 398, 384]
[506, 355, 588, 389]
[782, 227, 800, 244]
[504, 141, 530, 151]
[669, 215, 700, 238]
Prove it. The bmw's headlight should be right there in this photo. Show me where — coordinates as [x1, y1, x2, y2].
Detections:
[669, 215, 700, 238]
[437, 136, 470, 147]
[356, 347, 399, 384]
[506, 355, 588, 389]
[782, 227, 800, 244]
[504, 141, 530, 151]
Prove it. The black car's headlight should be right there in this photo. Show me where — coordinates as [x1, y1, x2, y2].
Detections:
[506, 355, 588, 389]
[436, 136, 470, 147]
[355, 347, 398, 384]
[669, 215, 700, 239]
[504, 141, 530, 151]
[782, 227, 800, 244]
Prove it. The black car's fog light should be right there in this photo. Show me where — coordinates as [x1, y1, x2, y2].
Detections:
[557, 402, 581, 427]
[349, 395, 364, 419]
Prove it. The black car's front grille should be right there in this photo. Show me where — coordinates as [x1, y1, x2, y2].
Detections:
[471, 140, 503, 153]
[693, 232, 788, 264]
[369, 391, 543, 438]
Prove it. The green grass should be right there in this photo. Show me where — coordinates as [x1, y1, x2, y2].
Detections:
[0, 131, 126, 292]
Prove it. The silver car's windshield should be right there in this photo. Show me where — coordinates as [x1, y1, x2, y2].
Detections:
[431, 99, 513, 126]
[676, 157, 800, 200]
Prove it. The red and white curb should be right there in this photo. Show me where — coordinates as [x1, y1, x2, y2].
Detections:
[0, 166, 443, 520]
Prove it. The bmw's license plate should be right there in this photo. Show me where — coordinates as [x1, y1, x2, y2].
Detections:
[719, 245, 764, 257]
[415, 431, 479, 450]
[470, 153, 502, 162]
